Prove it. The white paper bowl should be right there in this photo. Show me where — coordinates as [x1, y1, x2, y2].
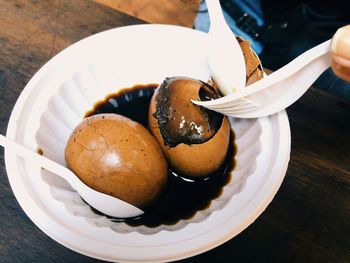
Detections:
[5, 25, 290, 262]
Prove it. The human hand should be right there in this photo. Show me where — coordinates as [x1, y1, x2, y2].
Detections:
[331, 25, 350, 83]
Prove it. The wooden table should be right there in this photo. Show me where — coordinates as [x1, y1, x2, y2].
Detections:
[0, 1, 349, 262]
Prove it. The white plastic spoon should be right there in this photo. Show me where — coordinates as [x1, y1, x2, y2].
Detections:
[0, 134, 144, 218]
[206, 0, 246, 95]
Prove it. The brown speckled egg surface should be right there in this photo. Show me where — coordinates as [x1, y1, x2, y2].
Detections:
[65, 114, 168, 209]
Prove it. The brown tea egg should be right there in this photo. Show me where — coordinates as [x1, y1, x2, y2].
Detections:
[65, 113, 168, 209]
[148, 77, 231, 178]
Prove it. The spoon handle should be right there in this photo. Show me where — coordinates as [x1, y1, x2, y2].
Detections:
[0, 134, 77, 187]
[1, 134, 145, 218]
[206, 0, 227, 30]
[206, 0, 247, 94]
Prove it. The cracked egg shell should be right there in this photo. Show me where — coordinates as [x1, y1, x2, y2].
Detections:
[65, 113, 168, 209]
[148, 77, 231, 178]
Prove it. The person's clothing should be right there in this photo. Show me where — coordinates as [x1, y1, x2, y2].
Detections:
[195, 0, 264, 53]
[194, 0, 350, 100]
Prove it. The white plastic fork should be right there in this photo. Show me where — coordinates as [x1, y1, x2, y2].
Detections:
[193, 39, 332, 118]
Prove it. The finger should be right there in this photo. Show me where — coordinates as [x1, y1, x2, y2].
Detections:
[332, 60, 350, 83]
[331, 25, 350, 64]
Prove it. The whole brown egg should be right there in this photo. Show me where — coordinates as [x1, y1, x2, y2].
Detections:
[65, 113, 168, 209]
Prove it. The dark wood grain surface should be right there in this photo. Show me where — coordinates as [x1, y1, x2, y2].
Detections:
[0, 1, 349, 262]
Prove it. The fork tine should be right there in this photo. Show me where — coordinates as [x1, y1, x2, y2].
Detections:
[217, 103, 259, 115]
[190, 92, 247, 107]
[195, 101, 240, 110]
[197, 97, 259, 111]
[221, 103, 257, 113]
[221, 98, 259, 109]
[191, 97, 239, 107]
[193, 97, 257, 109]
[208, 98, 259, 115]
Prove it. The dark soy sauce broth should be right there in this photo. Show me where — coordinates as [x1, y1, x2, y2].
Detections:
[86, 84, 236, 227]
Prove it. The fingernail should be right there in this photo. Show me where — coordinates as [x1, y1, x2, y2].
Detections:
[331, 25, 350, 60]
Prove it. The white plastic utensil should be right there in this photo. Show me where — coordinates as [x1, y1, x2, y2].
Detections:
[193, 39, 332, 118]
[0, 134, 144, 218]
[206, 0, 246, 95]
